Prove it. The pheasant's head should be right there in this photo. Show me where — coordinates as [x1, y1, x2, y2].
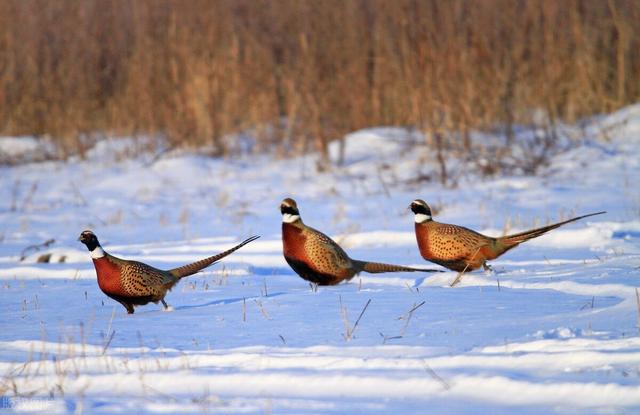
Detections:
[78, 230, 103, 256]
[280, 198, 301, 223]
[410, 199, 433, 223]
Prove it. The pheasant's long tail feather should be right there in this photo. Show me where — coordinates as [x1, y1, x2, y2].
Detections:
[168, 235, 260, 279]
[499, 211, 605, 246]
[353, 260, 442, 274]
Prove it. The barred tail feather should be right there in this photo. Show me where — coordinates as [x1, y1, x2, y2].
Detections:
[169, 235, 260, 279]
[354, 260, 442, 274]
[500, 211, 606, 246]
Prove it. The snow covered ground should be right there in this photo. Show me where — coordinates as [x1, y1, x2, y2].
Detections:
[1, 105, 639, 414]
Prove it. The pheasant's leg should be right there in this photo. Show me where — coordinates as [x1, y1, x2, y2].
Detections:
[113, 299, 135, 314]
[160, 298, 175, 312]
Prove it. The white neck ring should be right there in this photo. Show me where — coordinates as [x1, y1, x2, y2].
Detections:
[90, 246, 105, 259]
[414, 213, 431, 223]
[282, 213, 300, 223]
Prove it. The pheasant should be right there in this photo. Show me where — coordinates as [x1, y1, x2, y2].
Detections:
[409, 199, 606, 286]
[79, 230, 259, 313]
[280, 198, 440, 285]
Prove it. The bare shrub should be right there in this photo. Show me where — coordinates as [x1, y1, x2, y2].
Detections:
[0, 0, 637, 167]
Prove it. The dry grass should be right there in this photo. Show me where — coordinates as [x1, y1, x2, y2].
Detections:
[636, 288, 640, 331]
[340, 296, 372, 341]
[0, 0, 638, 167]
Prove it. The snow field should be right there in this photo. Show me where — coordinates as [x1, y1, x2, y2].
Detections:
[0, 104, 639, 413]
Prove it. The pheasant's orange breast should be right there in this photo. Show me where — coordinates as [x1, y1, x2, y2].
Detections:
[415, 222, 433, 259]
[282, 223, 308, 262]
[93, 257, 126, 296]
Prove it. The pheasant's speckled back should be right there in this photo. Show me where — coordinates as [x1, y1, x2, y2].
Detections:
[118, 260, 177, 297]
[98, 255, 176, 298]
[416, 221, 494, 271]
[430, 223, 491, 257]
[302, 225, 354, 275]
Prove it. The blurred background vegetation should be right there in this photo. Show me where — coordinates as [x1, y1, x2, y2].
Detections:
[0, 0, 638, 166]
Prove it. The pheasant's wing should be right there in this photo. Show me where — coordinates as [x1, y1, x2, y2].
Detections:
[430, 223, 492, 261]
[121, 261, 176, 296]
[305, 228, 353, 273]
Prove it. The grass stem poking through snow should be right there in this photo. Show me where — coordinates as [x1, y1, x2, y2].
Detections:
[636, 288, 640, 331]
[450, 246, 483, 287]
[381, 301, 427, 343]
[102, 307, 116, 355]
[423, 361, 450, 391]
[380, 332, 403, 344]
[340, 296, 372, 341]
[242, 297, 247, 322]
[254, 299, 271, 320]
[405, 282, 419, 294]
[102, 331, 115, 356]
[21, 181, 39, 212]
[581, 296, 596, 310]
[399, 301, 426, 337]
[9, 179, 20, 212]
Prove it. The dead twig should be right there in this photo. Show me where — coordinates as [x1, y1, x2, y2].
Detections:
[380, 332, 402, 344]
[423, 361, 450, 390]
[254, 299, 272, 320]
[450, 246, 483, 287]
[341, 297, 372, 341]
[242, 297, 247, 322]
[102, 331, 116, 355]
[635, 288, 640, 331]
[398, 300, 426, 336]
